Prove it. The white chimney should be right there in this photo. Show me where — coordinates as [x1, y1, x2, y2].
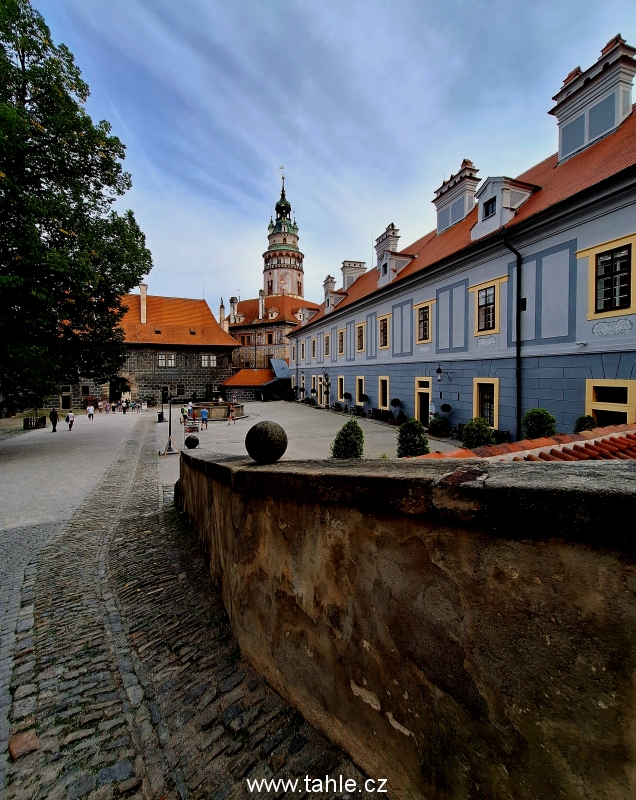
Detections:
[139, 283, 148, 324]
[341, 260, 366, 290]
[550, 35, 636, 162]
[258, 289, 265, 320]
[433, 160, 480, 234]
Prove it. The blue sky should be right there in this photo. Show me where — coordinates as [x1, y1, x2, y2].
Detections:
[36, 0, 636, 312]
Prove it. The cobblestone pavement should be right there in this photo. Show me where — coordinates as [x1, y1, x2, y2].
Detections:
[3, 416, 370, 799]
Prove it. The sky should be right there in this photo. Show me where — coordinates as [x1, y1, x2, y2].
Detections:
[35, 0, 636, 312]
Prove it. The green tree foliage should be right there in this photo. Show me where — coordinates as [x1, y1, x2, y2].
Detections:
[397, 417, 430, 458]
[462, 417, 496, 449]
[0, 0, 152, 406]
[522, 408, 557, 439]
[330, 418, 364, 459]
[574, 414, 597, 433]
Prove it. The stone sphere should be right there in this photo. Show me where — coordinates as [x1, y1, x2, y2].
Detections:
[184, 434, 199, 449]
[245, 421, 288, 464]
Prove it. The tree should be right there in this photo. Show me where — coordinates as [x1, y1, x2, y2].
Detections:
[397, 417, 429, 457]
[330, 419, 364, 459]
[522, 408, 557, 439]
[462, 417, 496, 449]
[0, 0, 152, 407]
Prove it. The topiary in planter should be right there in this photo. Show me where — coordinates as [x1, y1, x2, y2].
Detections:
[427, 413, 450, 438]
[462, 417, 496, 449]
[574, 414, 597, 433]
[397, 417, 430, 458]
[522, 408, 557, 439]
[395, 409, 407, 425]
[330, 418, 364, 459]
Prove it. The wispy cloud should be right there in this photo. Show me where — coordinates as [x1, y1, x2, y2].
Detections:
[37, 0, 636, 305]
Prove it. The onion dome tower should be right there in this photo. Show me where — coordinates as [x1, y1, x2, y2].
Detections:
[263, 177, 304, 298]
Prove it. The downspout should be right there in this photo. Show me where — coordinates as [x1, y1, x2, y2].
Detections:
[501, 227, 523, 440]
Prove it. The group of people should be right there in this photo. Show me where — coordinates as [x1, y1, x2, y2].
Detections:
[179, 398, 238, 428]
[48, 397, 143, 431]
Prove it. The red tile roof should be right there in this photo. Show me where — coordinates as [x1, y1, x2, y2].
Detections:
[294, 104, 636, 332]
[416, 423, 636, 462]
[221, 369, 276, 387]
[120, 295, 237, 348]
[229, 295, 320, 328]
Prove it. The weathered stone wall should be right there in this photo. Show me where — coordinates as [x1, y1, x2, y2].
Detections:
[176, 455, 636, 800]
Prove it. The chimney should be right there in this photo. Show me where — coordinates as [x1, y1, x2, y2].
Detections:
[229, 296, 238, 324]
[139, 283, 148, 324]
[550, 35, 636, 162]
[433, 160, 480, 234]
[341, 261, 366, 290]
[219, 297, 225, 322]
[258, 289, 265, 320]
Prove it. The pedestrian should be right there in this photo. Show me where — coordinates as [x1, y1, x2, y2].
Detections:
[98, 401, 103, 414]
[136, 401, 141, 414]
[131, 400, 136, 413]
[66, 410, 74, 430]
[49, 408, 59, 432]
[187, 401, 193, 418]
[200, 406, 208, 429]
[86, 403, 94, 421]
[122, 401, 127, 415]
[181, 405, 187, 424]
[227, 404, 235, 425]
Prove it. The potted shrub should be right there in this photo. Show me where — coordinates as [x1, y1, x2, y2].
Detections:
[330, 419, 364, 458]
[427, 413, 450, 437]
[462, 417, 496, 449]
[390, 398, 402, 422]
[343, 391, 352, 411]
[395, 409, 407, 425]
[359, 393, 370, 415]
[397, 417, 430, 457]
[522, 408, 557, 439]
[574, 414, 597, 433]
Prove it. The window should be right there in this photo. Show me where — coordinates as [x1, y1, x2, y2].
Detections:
[416, 304, 432, 343]
[338, 330, 345, 355]
[81, 385, 90, 396]
[177, 384, 185, 396]
[337, 376, 344, 401]
[324, 334, 330, 357]
[201, 354, 217, 367]
[311, 339, 316, 358]
[478, 286, 496, 331]
[267, 280, 273, 293]
[267, 333, 274, 345]
[297, 280, 302, 295]
[595, 245, 631, 312]
[311, 375, 316, 392]
[356, 376, 365, 405]
[301, 342, 306, 360]
[382, 263, 388, 276]
[356, 324, 365, 352]
[586, 379, 636, 426]
[283, 237, 286, 243]
[483, 197, 496, 219]
[379, 317, 389, 349]
[158, 353, 166, 367]
[300, 374, 305, 392]
[292, 345, 296, 362]
[379, 377, 389, 410]
[473, 378, 499, 429]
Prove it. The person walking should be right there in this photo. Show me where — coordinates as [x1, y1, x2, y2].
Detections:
[200, 407, 208, 429]
[66, 410, 74, 431]
[98, 401, 103, 414]
[227, 404, 235, 425]
[105, 402, 110, 414]
[49, 408, 59, 432]
[180, 405, 187, 424]
[86, 403, 94, 421]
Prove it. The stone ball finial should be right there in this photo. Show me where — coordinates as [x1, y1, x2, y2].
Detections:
[184, 434, 199, 449]
[245, 421, 288, 464]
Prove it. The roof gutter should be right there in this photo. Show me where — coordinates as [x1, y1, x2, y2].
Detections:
[501, 226, 523, 440]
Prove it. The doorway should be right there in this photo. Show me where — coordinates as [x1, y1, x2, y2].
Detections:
[415, 378, 431, 426]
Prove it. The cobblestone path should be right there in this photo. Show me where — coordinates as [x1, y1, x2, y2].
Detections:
[3, 417, 367, 799]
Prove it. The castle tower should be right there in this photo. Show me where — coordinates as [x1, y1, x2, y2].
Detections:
[263, 177, 304, 298]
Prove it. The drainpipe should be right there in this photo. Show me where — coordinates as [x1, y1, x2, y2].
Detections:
[501, 227, 522, 440]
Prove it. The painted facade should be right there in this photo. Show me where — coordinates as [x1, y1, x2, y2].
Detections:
[289, 36, 636, 439]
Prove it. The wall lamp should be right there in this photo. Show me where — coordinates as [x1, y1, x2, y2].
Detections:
[436, 364, 452, 383]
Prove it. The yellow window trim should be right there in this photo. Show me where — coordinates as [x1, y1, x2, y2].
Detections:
[469, 277, 507, 337]
[324, 333, 330, 357]
[578, 232, 636, 320]
[337, 375, 345, 402]
[378, 376, 390, 410]
[378, 314, 391, 350]
[356, 322, 366, 352]
[585, 379, 636, 423]
[413, 298, 437, 309]
[473, 378, 500, 430]
[337, 328, 346, 355]
[355, 375, 365, 405]
[311, 337, 317, 358]
[414, 302, 434, 344]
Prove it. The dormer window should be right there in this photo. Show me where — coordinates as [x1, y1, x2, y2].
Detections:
[382, 262, 388, 276]
[483, 197, 496, 219]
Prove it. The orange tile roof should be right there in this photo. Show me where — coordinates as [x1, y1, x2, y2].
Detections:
[416, 423, 636, 462]
[294, 105, 636, 332]
[120, 295, 238, 347]
[221, 368, 276, 387]
[229, 294, 320, 328]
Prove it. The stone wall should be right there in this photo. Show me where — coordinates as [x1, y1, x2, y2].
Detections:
[176, 454, 636, 800]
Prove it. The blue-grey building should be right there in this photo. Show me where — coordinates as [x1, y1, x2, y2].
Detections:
[288, 35, 636, 439]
